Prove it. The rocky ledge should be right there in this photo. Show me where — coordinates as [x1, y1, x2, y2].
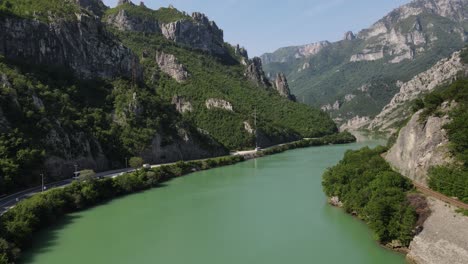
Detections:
[384, 105, 454, 186]
[407, 198, 468, 264]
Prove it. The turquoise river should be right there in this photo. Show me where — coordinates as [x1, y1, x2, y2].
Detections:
[23, 141, 405, 264]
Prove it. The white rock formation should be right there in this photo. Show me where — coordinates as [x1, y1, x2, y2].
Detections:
[205, 98, 233, 111]
[367, 51, 467, 134]
[155, 52, 189, 83]
[384, 107, 454, 186]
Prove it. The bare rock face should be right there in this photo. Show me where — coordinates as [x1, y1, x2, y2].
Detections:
[407, 198, 468, 264]
[339, 116, 371, 132]
[235, 44, 249, 65]
[140, 128, 228, 164]
[354, 0, 468, 64]
[367, 51, 467, 134]
[155, 52, 189, 83]
[205, 98, 233, 111]
[172, 95, 194, 113]
[384, 106, 454, 186]
[350, 49, 385, 62]
[243, 121, 254, 134]
[273, 73, 296, 101]
[161, 12, 226, 55]
[343, 31, 356, 41]
[260, 41, 330, 64]
[0, 13, 142, 81]
[44, 125, 109, 179]
[106, 9, 160, 33]
[245, 57, 272, 88]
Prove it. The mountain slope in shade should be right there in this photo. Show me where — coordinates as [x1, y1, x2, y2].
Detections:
[261, 0, 468, 125]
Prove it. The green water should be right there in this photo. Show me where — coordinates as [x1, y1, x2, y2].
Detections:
[23, 142, 405, 264]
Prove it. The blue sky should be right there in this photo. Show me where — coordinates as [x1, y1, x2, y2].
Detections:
[103, 0, 411, 56]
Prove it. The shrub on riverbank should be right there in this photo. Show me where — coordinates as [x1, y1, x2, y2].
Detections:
[262, 132, 356, 156]
[322, 147, 421, 247]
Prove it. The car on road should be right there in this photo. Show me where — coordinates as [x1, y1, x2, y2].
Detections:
[143, 164, 151, 169]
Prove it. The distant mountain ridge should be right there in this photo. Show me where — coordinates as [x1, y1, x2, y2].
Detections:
[261, 0, 468, 125]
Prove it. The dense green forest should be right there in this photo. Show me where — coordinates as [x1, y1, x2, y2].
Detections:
[412, 78, 468, 202]
[322, 147, 421, 246]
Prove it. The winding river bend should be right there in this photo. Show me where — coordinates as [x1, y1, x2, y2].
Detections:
[23, 141, 404, 264]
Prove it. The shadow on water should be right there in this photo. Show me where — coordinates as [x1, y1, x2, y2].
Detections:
[19, 214, 83, 264]
[19, 183, 171, 263]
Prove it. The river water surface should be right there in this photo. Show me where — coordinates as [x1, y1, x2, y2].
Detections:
[23, 141, 405, 264]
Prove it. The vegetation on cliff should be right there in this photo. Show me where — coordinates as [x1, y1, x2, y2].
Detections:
[322, 147, 420, 246]
[413, 78, 468, 203]
[0, 2, 338, 195]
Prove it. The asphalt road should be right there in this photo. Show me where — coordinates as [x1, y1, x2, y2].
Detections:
[0, 168, 135, 215]
[0, 148, 262, 215]
[0, 142, 295, 215]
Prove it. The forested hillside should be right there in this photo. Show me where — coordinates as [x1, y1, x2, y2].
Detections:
[0, 0, 336, 195]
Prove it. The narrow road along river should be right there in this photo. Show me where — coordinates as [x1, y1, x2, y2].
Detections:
[22, 141, 405, 264]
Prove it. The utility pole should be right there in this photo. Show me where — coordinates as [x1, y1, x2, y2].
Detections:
[41, 173, 44, 193]
[74, 164, 79, 178]
[254, 107, 258, 149]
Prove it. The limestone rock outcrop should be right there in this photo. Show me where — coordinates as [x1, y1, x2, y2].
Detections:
[155, 52, 189, 83]
[367, 51, 468, 134]
[235, 44, 249, 65]
[0, 11, 142, 81]
[172, 96, 194, 113]
[245, 57, 271, 88]
[106, 9, 160, 33]
[161, 12, 226, 55]
[260, 41, 330, 64]
[339, 116, 371, 132]
[273, 73, 296, 101]
[140, 127, 228, 165]
[205, 98, 233, 111]
[343, 31, 356, 41]
[384, 105, 454, 186]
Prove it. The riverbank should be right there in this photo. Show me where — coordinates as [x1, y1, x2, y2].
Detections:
[322, 146, 430, 255]
[0, 132, 356, 263]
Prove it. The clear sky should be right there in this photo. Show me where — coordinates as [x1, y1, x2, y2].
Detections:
[103, 0, 411, 56]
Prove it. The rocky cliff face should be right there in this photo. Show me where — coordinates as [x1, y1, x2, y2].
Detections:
[0, 12, 141, 81]
[106, 9, 160, 33]
[205, 98, 234, 111]
[155, 52, 189, 83]
[140, 128, 228, 165]
[367, 51, 468, 134]
[273, 73, 295, 101]
[343, 31, 356, 41]
[260, 41, 330, 64]
[384, 105, 454, 186]
[171, 95, 193, 114]
[162, 12, 226, 55]
[106, 5, 226, 55]
[245, 57, 272, 88]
